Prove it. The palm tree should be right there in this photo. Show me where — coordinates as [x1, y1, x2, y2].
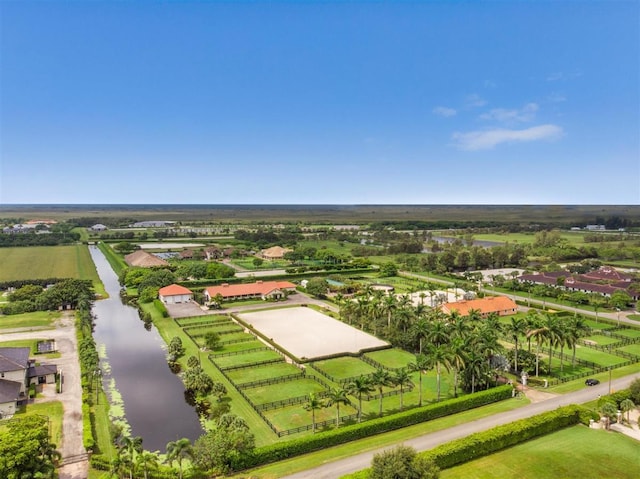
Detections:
[620, 398, 636, 424]
[118, 436, 142, 479]
[600, 401, 618, 430]
[303, 393, 324, 433]
[371, 368, 394, 416]
[165, 438, 193, 479]
[381, 294, 397, 330]
[449, 337, 466, 398]
[543, 314, 560, 375]
[135, 451, 159, 479]
[527, 326, 546, 377]
[428, 343, 452, 402]
[464, 349, 485, 394]
[347, 375, 374, 423]
[408, 354, 430, 406]
[325, 387, 352, 428]
[392, 368, 414, 411]
[412, 318, 431, 355]
[426, 318, 450, 347]
[506, 317, 527, 373]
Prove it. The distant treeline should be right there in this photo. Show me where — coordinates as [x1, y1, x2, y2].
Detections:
[0, 277, 70, 290]
[0, 232, 80, 247]
[233, 228, 304, 247]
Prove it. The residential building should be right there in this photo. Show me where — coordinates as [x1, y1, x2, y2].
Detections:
[158, 284, 194, 304]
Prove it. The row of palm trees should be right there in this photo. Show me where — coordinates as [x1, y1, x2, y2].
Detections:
[110, 436, 193, 479]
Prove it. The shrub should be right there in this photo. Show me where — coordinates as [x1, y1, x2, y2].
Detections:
[154, 299, 169, 317]
[629, 378, 640, 404]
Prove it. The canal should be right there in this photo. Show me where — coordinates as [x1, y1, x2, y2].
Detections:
[89, 246, 203, 451]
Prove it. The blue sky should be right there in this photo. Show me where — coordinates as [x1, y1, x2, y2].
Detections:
[1, 1, 638, 204]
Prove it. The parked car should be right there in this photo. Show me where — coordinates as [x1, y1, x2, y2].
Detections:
[585, 378, 600, 386]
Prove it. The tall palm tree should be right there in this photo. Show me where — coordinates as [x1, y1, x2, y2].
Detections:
[527, 326, 546, 377]
[408, 354, 430, 406]
[165, 438, 193, 479]
[381, 294, 397, 330]
[506, 317, 527, 373]
[371, 368, 394, 416]
[543, 314, 560, 374]
[620, 398, 636, 424]
[135, 451, 159, 479]
[392, 368, 414, 411]
[569, 317, 591, 368]
[427, 318, 450, 348]
[428, 343, 452, 402]
[347, 375, 374, 423]
[326, 387, 352, 428]
[304, 393, 324, 433]
[449, 337, 466, 398]
[464, 349, 485, 394]
[412, 318, 431, 355]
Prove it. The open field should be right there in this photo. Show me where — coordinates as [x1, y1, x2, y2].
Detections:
[440, 425, 640, 479]
[237, 307, 389, 360]
[0, 244, 106, 297]
[0, 310, 60, 330]
[3, 204, 640, 224]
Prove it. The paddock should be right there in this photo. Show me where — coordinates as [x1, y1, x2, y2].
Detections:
[237, 307, 388, 360]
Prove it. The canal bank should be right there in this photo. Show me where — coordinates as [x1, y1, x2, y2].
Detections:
[89, 246, 202, 451]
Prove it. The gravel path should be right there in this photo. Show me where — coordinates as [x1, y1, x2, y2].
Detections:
[0, 313, 88, 478]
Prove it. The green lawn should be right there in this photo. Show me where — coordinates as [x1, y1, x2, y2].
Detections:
[0, 310, 60, 330]
[9, 401, 64, 448]
[618, 344, 640, 357]
[614, 328, 640, 339]
[440, 426, 640, 479]
[209, 340, 266, 354]
[219, 331, 256, 343]
[264, 401, 359, 433]
[227, 362, 302, 384]
[312, 357, 377, 381]
[244, 378, 327, 405]
[175, 314, 230, 326]
[564, 345, 629, 367]
[585, 334, 620, 346]
[364, 348, 416, 369]
[210, 349, 283, 370]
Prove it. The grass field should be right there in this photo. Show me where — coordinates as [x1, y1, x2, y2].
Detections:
[440, 426, 640, 479]
[312, 357, 377, 381]
[0, 310, 60, 330]
[615, 328, 640, 339]
[585, 334, 620, 346]
[364, 348, 416, 369]
[226, 362, 302, 384]
[244, 378, 327, 404]
[0, 244, 106, 297]
[618, 344, 640, 357]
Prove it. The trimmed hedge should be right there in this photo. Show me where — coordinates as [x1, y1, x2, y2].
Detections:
[154, 299, 169, 317]
[341, 404, 592, 478]
[238, 385, 513, 469]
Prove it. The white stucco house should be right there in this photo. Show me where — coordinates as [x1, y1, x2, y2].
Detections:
[158, 284, 194, 304]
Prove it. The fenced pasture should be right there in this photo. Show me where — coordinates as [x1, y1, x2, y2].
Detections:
[619, 344, 640, 356]
[584, 334, 619, 346]
[213, 349, 283, 370]
[237, 307, 389, 360]
[211, 341, 267, 355]
[244, 377, 328, 405]
[0, 245, 98, 283]
[263, 402, 359, 435]
[175, 314, 230, 327]
[312, 357, 377, 383]
[226, 362, 302, 384]
[364, 348, 416, 370]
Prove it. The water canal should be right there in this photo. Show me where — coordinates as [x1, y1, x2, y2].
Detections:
[89, 246, 202, 451]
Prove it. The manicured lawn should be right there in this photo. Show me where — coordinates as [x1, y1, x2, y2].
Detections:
[615, 328, 640, 339]
[547, 363, 640, 393]
[219, 331, 256, 343]
[0, 310, 60, 330]
[175, 314, 230, 326]
[312, 357, 377, 381]
[227, 362, 302, 384]
[586, 319, 616, 330]
[440, 426, 640, 479]
[618, 344, 640, 357]
[585, 334, 619, 346]
[10, 401, 64, 447]
[565, 345, 628, 367]
[244, 378, 327, 404]
[209, 340, 266, 354]
[211, 349, 283, 369]
[364, 348, 416, 369]
[230, 258, 290, 270]
[265, 401, 359, 433]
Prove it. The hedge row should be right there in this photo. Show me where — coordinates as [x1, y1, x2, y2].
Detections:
[340, 404, 596, 478]
[238, 385, 513, 469]
[153, 299, 169, 318]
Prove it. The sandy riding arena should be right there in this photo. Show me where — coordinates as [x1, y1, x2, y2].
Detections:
[237, 307, 388, 360]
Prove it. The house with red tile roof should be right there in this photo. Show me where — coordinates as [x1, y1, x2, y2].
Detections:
[440, 296, 518, 318]
[204, 280, 296, 302]
[158, 284, 194, 304]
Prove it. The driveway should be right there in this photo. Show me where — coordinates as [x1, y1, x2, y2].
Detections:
[0, 312, 88, 479]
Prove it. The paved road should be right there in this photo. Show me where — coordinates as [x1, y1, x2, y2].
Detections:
[282, 372, 640, 479]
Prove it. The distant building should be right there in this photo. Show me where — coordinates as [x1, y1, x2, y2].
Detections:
[585, 224, 606, 231]
[260, 246, 292, 260]
[204, 280, 296, 302]
[124, 250, 169, 268]
[130, 221, 176, 228]
[89, 224, 108, 231]
[159, 284, 194, 304]
[440, 296, 518, 318]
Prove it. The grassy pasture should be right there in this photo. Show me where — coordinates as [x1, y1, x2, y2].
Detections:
[244, 378, 327, 404]
[227, 362, 302, 384]
[618, 344, 640, 357]
[440, 425, 640, 479]
[209, 340, 266, 354]
[312, 357, 377, 381]
[563, 345, 629, 367]
[212, 349, 283, 369]
[175, 314, 230, 326]
[584, 334, 620, 346]
[0, 310, 60, 330]
[364, 348, 416, 369]
[265, 401, 359, 433]
[615, 328, 640, 339]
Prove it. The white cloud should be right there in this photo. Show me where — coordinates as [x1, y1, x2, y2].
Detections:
[479, 103, 539, 123]
[452, 124, 564, 150]
[465, 94, 487, 108]
[432, 106, 457, 117]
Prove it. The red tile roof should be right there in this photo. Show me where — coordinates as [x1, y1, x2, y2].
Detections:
[159, 284, 193, 296]
[205, 281, 296, 298]
[441, 296, 517, 316]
